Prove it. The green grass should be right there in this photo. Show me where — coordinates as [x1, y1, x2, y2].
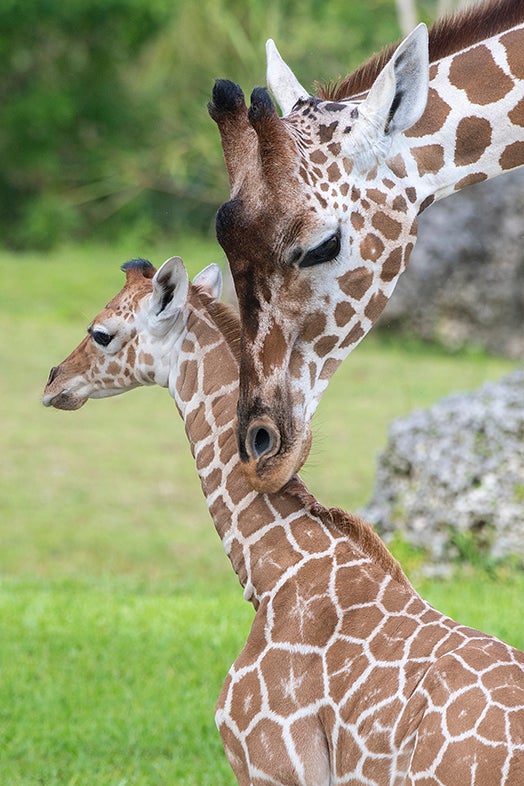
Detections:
[0, 580, 252, 786]
[1, 238, 522, 784]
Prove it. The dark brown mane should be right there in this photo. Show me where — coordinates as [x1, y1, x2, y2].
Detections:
[282, 478, 410, 587]
[195, 287, 242, 364]
[317, 0, 524, 101]
[326, 506, 410, 588]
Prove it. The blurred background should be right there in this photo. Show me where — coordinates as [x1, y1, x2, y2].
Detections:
[1, 0, 477, 251]
[1, 1, 522, 784]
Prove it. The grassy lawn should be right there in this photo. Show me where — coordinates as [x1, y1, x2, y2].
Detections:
[1, 237, 522, 784]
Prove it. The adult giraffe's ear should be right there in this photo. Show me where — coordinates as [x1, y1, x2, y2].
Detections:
[266, 39, 308, 116]
[193, 263, 222, 301]
[150, 256, 189, 321]
[352, 24, 429, 156]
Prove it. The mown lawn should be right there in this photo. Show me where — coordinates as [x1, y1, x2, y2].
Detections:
[1, 237, 522, 784]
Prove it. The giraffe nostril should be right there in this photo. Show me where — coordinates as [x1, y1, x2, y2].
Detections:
[246, 417, 281, 462]
[251, 427, 272, 458]
[47, 366, 59, 386]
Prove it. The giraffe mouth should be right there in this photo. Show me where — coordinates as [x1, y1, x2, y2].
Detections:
[42, 390, 88, 411]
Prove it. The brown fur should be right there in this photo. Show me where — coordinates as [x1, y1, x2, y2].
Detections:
[198, 294, 409, 588]
[196, 288, 242, 364]
[282, 477, 409, 588]
[318, 0, 524, 101]
[326, 506, 410, 588]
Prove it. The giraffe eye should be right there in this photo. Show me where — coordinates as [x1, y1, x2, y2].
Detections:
[90, 329, 113, 347]
[299, 231, 341, 268]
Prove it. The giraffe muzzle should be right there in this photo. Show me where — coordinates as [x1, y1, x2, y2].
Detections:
[241, 415, 312, 494]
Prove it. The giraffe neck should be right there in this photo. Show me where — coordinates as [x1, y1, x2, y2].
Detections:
[169, 293, 410, 606]
[396, 23, 524, 207]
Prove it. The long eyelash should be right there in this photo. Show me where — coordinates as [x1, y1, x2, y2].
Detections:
[299, 231, 341, 268]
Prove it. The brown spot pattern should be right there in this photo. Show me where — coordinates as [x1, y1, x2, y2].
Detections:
[387, 154, 407, 179]
[288, 348, 304, 379]
[230, 671, 262, 731]
[262, 321, 287, 375]
[392, 195, 407, 212]
[509, 96, 524, 127]
[126, 344, 136, 366]
[371, 211, 402, 241]
[310, 149, 327, 164]
[211, 392, 232, 429]
[419, 195, 435, 213]
[351, 212, 364, 231]
[405, 88, 452, 138]
[360, 233, 385, 263]
[262, 650, 323, 715]
[314, 335, 338, 358]
[411, 144, 445, 177]
[245, 718, 290, 777]
[448, 44, 514, 105]
[364, 291, 388, 322]
[454, 172, 488, 190]
[327, 161, 341, 181]
[302, 311, 327, 342]
[366, 188, 387, 205]
[499, 141, 524, 170]
[106, 361, 121, 376]
[318, 122, 338, 143]
[501, 30, 524, 80]
[340, 321, 365, 348]
[337, 267, 373, 299]
[319, 357, 340, 380]
[454, 116, 492, 166]
[334, 300, 356, 327]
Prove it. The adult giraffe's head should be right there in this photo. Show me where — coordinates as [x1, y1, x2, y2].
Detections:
[209, 25, 429, 493]
[210, 0, 524, 493]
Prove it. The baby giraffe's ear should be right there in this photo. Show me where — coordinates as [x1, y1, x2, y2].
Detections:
[193, 263, 223, 300]
[150, 256, 189, 320]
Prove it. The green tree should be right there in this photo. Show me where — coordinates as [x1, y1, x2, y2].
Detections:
[0, 0, 170, 248]
[2, 0, 406, 249]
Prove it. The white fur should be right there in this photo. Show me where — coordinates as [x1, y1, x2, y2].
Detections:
[266, 39, 308, 116]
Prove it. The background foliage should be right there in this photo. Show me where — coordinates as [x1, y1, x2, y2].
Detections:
[2, 0, 447, 249]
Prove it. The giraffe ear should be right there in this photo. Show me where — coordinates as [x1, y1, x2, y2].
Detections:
[354, 23, 429, 147]
[266, 39, 308, 115]
[193, 263, 222, 300]
[150, 256, 189, 321]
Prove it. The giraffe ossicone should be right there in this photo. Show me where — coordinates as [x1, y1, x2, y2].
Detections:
[210, 0, 524, 493]
[43, 254, 524, 785]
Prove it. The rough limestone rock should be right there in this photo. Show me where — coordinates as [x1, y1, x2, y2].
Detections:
[363, 369, 524, 565]
[380, 169, 524, 358]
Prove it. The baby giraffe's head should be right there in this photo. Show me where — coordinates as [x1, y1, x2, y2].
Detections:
[42, 256, 222, 410]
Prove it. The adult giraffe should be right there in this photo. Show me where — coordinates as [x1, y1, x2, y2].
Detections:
[43, 255, 524, 785]
[209, 0, 524, 493]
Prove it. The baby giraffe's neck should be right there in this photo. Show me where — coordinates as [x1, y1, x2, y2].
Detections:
[170, 290, 411, 607]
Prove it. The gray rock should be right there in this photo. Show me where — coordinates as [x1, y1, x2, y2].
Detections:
[363, 369, 524, 565]
[380, 169, 524, 358]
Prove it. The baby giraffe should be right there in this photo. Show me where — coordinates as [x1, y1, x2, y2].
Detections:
[43, 256, 524, 785]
